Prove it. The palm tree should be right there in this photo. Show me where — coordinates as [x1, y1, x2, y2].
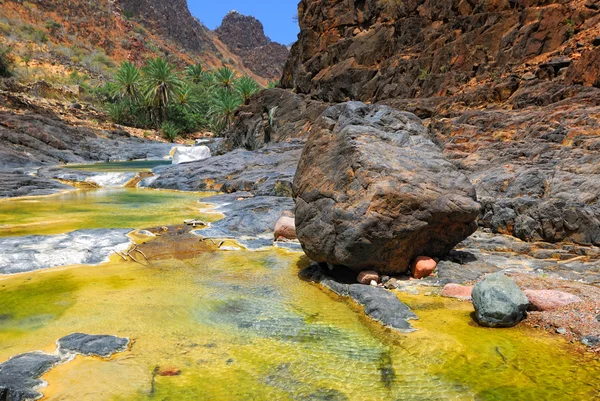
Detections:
[185, 64, 204, 84]
[113, 61, 141, 102]
[235, 76, 260, 104]
[209, 88, 242, 131]
[142, 57, 183, 126]
[213, 66, 236, 91]
[176, 82, 202, 113]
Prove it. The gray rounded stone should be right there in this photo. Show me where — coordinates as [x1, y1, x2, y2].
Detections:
[472, 272, 529, 328]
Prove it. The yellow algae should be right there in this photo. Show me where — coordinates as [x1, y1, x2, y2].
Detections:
[0, 188, 217, 237]
[0, 249, 597, 401]
[0, 184, 599, 400]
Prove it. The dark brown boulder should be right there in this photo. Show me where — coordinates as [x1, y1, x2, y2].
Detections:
[293, 102, 481, 274]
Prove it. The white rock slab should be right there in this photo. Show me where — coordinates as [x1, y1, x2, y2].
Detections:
[172, 146, 211, 165]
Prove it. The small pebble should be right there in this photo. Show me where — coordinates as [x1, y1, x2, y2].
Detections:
[370, 280, 378, 287]
[556, 327, 567, 335]
[595, 315, 600, 323]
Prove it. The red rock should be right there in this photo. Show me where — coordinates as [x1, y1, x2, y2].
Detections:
[157, 366, 181, 377]
[274, 216, 297, 240]
[441, 284, 473, 300]
[524, 290, 583, 311]
[357, 270, 379, 285]
[411, 257, 437, 279]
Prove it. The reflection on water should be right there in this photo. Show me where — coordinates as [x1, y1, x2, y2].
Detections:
[0, 188, 214, 237]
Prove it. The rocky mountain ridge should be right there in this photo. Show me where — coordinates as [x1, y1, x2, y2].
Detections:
[0, 0, 287, 82]
[216, 11, 290, 80]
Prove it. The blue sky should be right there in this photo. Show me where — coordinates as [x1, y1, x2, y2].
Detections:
[188, 0, 300, 45]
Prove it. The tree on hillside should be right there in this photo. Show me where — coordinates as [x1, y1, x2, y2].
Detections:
[209, 88, 242, 131]
[142, 57, 183, 126]
[236, 76, 260, 104]
[113, 61, 141, 104]
[185, 64, 204, 85]
[213, 66, 236, 91]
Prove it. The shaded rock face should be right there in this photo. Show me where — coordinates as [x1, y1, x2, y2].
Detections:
[472, 273, 529, 328]
[225, 89, 328, 151]
[215, 11, 290, 80]
[283, 0, 600, 103]
[293, 102, 480, 274]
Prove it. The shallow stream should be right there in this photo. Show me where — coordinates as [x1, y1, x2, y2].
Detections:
[0, 164, 599, 400]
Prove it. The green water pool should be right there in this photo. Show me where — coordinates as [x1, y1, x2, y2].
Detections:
[0, 187, 598, 400]
[0, 188, 215, 237]
[63, 160, 172, 172]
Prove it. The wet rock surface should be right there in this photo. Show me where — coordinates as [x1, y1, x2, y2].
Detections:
[192, 193, 298, 250]
[293, 102, 480, 274]
[0, 169, 72, 198]
[0, 229, 132, 274]
[143, 141, 303, 196]
[0, 109, 172, 168]
[0, 333, 129, 401]
[0, 352, 61, 401]
[300, 264, 417, 332]
[472, 273, 529, 328]
[57, 333, 130, 358]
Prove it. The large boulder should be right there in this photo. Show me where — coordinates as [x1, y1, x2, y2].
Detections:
[472, 272, 529, 328]
[293, 102, 481, 274]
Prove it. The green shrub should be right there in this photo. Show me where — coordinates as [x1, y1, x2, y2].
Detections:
[45, 20, 62, 35]
[123, 10, 134, 20]
[0, 46, 14, 78]
[33, 30, 48, 44]
[160, 121, 181, 142]
[107, 101, 130, 125]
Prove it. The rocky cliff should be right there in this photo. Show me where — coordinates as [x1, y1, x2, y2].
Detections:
[216, 11, 290, 80]
[119, 0, 217, 55]
[228, 0, 600, 248]
[282, 0, 600, 103]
